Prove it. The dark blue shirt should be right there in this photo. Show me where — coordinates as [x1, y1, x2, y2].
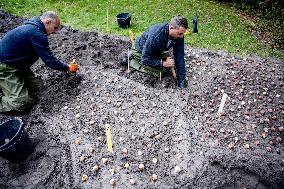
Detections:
[0, 17, 68, 72]
[135, 23, 186, 81]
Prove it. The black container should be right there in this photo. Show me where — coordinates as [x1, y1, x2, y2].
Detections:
[116, 13, 131, 28]
[0, 118, 32, 162]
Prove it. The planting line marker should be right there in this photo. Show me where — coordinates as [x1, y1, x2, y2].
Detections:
[99, 41, 102, 68]
[127, 48, 130, 73]
[217, 93, 228, 116]
[129, 29, 134, 48]
[106, 8, 109, 32]
[171, 67, 177, 79]
[160, 59, 163, 81]
[105, 124, 113, 153]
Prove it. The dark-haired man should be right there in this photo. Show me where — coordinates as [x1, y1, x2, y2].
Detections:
[121, 15, 188, 88]
[0, 11, 78, 112]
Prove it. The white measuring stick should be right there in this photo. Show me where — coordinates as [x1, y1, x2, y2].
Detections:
[127, 48, 130, 72]
[171, 66, 177, 78]
[217, 93, 228, 115]
[106, 8, 109, 32]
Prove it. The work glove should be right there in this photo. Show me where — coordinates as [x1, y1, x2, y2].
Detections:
[68, 61, 79, 73]
[177, 77, 188, 88]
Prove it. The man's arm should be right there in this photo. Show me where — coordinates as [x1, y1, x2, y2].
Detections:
[31, 34, 69, 72]
[173, 37, 187, 87]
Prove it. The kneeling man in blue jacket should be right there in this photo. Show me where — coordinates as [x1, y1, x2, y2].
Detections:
[0, 11, 78, 112]
[121, 15, 188, 88]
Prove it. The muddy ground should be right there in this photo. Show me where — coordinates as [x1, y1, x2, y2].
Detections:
[0, 10, 283, 189]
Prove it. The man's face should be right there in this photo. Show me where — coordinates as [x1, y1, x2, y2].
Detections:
[45, 19, 60, 35]
[169, 26, 187, 39]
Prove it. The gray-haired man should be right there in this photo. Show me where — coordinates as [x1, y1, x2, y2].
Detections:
[0, 11, 78, 112]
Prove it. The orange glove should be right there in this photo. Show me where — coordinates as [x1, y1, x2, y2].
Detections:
[68, 62, 79, 73]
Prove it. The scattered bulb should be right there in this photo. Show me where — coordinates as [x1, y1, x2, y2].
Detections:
[122, 148, 128, 154]
[129, 178, 136, 185]
[109, 179, 116, 186]
[80, 156, 86, 162]
[137, 151, 143, 156]
[152, 158, 158, 164]
[88, 147, 94, 153]
[124, 162, 130, 169]
[92, 165, 99, 171]
[151, 174, 158, 181]
[75, 139, 81, 145]
[138, 163, 145, 170]
[174, 166, 182, 174]
[109, 168, 116, 175]
[81, 175, 88, 182]
[101, 158, 108, 164]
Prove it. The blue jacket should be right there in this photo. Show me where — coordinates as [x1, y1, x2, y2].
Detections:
[0, 17, 68, 72]
[135, 23, 186, 82]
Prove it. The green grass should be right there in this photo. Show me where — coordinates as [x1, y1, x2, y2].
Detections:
[0, 0, 282, 59]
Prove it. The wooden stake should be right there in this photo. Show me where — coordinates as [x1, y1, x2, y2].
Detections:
[160, 59, 163, 81]
[106, 8, 109, 32]
[171, 66, 177, 79]
[217, 93, 228, 116]
[99, 41, 102, 68]
[127, 48, 130, 73]
[105, 124, 113, 153]
[129, 29, 134, 48]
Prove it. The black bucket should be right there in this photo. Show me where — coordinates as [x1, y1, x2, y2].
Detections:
[0, 118, 32, 162]
[116, 13, 131, 28]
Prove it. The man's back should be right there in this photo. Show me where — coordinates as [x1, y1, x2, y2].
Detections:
[0, 17, 46, 70]
[135, 23, 169, 53]
[0, 16, 68, 72]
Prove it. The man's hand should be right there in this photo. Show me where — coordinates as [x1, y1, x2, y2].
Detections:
[68, 61, 79, 73]
[162, 57, 175, 68]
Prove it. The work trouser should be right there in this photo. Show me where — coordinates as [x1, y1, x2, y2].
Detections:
[0, 63, 42, 112]
[129, 49, 169, 77]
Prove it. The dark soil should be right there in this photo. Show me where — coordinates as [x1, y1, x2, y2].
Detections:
[0, 10, 283, 189]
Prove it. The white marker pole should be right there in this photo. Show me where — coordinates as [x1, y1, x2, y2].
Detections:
[106, 8, 109, 32]
[127, 48, 130, 73]
[217, 93, 228, 115]
[160, 59, 163, 81]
